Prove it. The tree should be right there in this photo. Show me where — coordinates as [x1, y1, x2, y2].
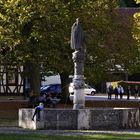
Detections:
[0, 0, 139, 100]
[135, 0, 140, 3]
[133, 0, 140, 48]
[0, 0, 74, 100]
[0, 0, 47, 96]
[119, 0, 140, 7]
[81, 1, 140, 85]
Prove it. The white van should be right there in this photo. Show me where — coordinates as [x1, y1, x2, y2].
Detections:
[69, 83, 96, 95]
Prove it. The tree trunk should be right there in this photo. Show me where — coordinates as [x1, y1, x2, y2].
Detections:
[125, 72, 128, 81]
[28, 62, 40, 97]
[60, 73, 71, 104]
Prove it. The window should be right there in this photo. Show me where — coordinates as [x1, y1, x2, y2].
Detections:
[7, 68, 17, 85]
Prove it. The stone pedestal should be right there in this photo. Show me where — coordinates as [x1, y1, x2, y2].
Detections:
[78, 109, 90, 129]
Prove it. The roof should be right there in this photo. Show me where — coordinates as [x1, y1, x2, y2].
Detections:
[124, 81, 140, 84]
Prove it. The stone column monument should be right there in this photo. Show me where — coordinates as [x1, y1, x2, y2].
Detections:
[71, 18, 85, 109]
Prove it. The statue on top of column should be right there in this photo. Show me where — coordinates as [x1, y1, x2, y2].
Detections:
[71, 18, 85, 52]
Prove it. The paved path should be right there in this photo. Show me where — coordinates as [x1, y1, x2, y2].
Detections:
[0, 126, 140, 136]
[70, 94, 140, 101]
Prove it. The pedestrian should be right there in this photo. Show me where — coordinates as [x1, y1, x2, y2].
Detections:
[107, 84, 113, 100]
[32, 102, 44, 121]
[118, 85, 124, 99]
[114, 86, 118, 100]
[126, 86, 131, 100]
[28, 90, 36, 108]
[133, 85, 139, 99]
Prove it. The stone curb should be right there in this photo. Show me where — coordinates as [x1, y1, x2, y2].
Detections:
[0, 127, 140, 136]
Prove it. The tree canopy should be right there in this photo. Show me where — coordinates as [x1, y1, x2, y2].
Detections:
[0, 0, 139, 96]
[133, 0, 140, 50]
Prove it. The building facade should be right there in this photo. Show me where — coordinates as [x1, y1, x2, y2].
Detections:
[0, 64, 24, 95]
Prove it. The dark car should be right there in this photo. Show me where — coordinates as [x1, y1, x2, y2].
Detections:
[40, 84, 62, 97]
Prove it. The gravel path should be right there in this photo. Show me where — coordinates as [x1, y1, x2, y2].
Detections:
[0, 127, 140, 136]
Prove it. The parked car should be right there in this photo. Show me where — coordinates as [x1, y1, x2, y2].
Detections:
[69, 83, 96, 95]
[40, 84, 61, 97]
[41, 83, 96, 97]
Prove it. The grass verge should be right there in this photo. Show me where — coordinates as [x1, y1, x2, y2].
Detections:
[0, 133, 140, 140]
[0, 119, 18, 126]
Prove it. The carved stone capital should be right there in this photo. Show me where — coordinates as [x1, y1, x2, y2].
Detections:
[72, 51, 85, 63]
[73, 75, 85, 89]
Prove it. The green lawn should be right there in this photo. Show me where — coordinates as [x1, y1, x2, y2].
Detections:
[0, 134, 140, 140]
[0, 119, 18, 126]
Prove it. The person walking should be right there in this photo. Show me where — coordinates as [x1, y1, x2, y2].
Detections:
[107, 84, 113, 100]
[118, 85, 124, 99]
[126, 86, 131, 100]
[114, 86, 119, 100]
[133, 85, 139, 99]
